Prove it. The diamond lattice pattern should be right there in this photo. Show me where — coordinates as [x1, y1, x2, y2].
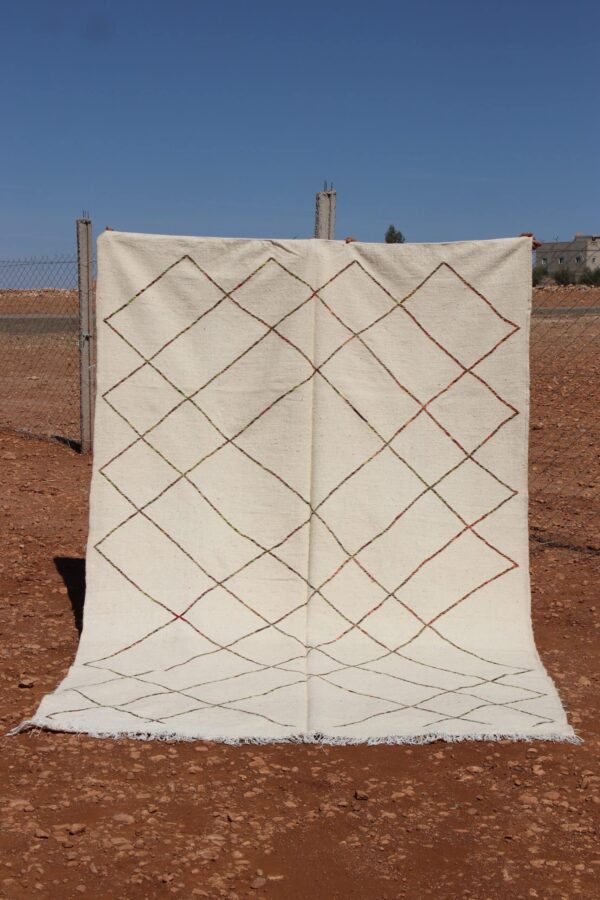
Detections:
[47, 252, 556, 738]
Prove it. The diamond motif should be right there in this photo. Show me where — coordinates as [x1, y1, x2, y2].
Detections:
[428, 373, 515, 453]
[187, 667, 302, 706]
[276, 300, 352, 367]
[147, 478, 258, 582]
[318, 560, 388, 624]
[317, 262, 395, 333]
[435, 458, 515, 523]
[100, 514, 214, 614]
[390, 414, 465, 484]
[362, 305, 463, 402]
[106, 256, 225, 358]
[403, 264, 516, 368]
[397, 530, 510, 623]
[324, 666, 437, 708]
[321, 630, 386, 667]
[106, 363, 181, 435]
[226, 555, 307, 624]
[197, 331, 312, 438]
[230, 258, 312, 326]
[311, 379, 382, 507]
[306, 595, 352, 644]
[186, 588, 267, 646]
[145, 402, 223, 473]
[190, 443, 308, 548]
[358, 597, 423, 648]
[234, 382, 313, 500]
[103, 439, 178, 508]
[320, 339, 420, 440]
[158, 654, 262, 692]
[317, 448, 424, 553]
[357, 491, 462, 590]
[153, 298, 268, 396]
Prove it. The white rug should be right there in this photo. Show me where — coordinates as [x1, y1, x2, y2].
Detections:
[21, 232, 575, 743]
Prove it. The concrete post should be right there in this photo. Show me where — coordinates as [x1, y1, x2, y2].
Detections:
[77, 218, 95, 453]
[314, 185, 337, 240]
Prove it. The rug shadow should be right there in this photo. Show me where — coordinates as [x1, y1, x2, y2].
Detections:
[54, 557, 86, 634]
[52, 435, 83, 453]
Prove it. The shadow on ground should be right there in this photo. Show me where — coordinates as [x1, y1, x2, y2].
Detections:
[53, 435, 82, 453]
[54, 556, 86, 634]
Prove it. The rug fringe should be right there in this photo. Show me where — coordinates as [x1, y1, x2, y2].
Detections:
[7, 718, 582, 745]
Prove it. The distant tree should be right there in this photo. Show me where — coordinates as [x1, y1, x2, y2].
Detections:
[579, 267, 600, 286]
[554, 267, 576, 286]
[385, 224, 406, 244]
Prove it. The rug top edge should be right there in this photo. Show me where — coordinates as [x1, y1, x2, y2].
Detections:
[98, 230, 530, 251]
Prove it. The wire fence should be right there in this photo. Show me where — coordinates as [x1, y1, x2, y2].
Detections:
[530, 278, 600, 553]
[0, 256, 82, 445]
[0, 238, 597, 552]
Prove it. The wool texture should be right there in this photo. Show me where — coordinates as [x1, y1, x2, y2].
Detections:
[22, 232, 575, 743]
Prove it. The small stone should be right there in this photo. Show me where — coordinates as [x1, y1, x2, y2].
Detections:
[18, 677, 35, 689]
[9, 799, 34, 811]
[354, 790, 369, 801]
[251, 876, 267, 889]
[68, 823, 86, 835]
[113, 813, 135, 825]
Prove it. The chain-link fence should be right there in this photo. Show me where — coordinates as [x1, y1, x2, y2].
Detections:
[0, 255, 82, 445]
[530, 272, 600, 553]
[0, 219, 95, 450]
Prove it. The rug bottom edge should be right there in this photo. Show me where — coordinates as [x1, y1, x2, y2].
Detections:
[8, 718, 581, 745]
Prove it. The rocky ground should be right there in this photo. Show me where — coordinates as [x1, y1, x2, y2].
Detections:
[0, 290, 79, 441]
[0, 441, 598, 900]
[532, 284, 600, 308]
[0, 284, 598, 898]
[0, 290, 78, 317]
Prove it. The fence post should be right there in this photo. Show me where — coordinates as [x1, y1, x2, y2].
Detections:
[314, 184, 337, 240]
[77, 218, 94, 453]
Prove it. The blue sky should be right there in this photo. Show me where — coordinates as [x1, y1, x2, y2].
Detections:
[1, 0, 597, 256]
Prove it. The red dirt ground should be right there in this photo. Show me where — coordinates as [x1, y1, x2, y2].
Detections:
[0, 291, 79, 441]
[0, 290, 78, 317]
[532, 285, 600, 309]
[0, 286, 598, 899]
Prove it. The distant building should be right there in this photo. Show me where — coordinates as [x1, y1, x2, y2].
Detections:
[536, 234, 600, 274]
